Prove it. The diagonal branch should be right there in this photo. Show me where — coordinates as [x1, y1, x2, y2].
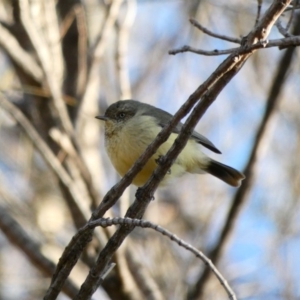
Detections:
[189, 18, 241, 44]
[255, 0, 263, 25]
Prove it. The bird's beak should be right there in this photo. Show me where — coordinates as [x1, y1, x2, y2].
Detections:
[95, 115, 109, 121]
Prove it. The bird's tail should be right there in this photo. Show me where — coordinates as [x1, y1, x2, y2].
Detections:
[204, 159, 245, 187]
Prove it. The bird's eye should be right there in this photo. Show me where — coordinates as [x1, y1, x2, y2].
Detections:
[117, 112, 126, 119]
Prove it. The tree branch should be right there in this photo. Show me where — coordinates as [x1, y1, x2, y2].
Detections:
[255, 0, 263, 26]
[189, 18, 241, 44]
[169, 35, 300, 56]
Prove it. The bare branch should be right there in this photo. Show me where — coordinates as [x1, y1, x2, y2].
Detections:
[169, 35, 300, 56]
[255, 0, 263, 25]
[286, 0, 297, 30]
[84, 217, 237, 300]
[189, 18, 241, 44]
[169, 45, 239, 56]
[276, 20, 293, 37]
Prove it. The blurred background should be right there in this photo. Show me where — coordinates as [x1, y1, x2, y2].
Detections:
[0, 0, 299, 299]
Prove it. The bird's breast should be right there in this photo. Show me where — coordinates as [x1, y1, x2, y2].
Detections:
[104, 116, 160, 181]
[103, 115, 209, 186]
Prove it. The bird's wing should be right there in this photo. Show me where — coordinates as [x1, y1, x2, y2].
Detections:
[141, 105, 221, 154]
[172, 123, 221, 154]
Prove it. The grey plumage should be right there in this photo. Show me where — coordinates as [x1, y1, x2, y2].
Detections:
[97, 100, 245, 187]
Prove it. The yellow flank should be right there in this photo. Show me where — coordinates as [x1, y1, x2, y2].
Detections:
[104, 115, 209, 186]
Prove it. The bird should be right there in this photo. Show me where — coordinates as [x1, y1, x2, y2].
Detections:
[96, 100, 245, 187]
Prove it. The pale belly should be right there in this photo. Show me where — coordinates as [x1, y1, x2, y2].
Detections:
[104, 117, 208, 186]
[107, 136, 163, 186]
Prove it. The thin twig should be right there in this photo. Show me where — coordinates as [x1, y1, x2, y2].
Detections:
[276, 20, 293, 37]
[189, 18, 241, 44]
[60, 5, 77, 39]
[169, 35, 300, 56]
[286, 0, 297, 30]
[83, 217, 237, 300]
[255, 0, 263, 25]
[100, 263, 116, 280]
[169, 45, 240, 56]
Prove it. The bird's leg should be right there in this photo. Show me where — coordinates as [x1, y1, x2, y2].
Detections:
[155, 155, 171, 174]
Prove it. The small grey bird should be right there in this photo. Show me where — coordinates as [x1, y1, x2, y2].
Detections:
[96, 100, 245, 187]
